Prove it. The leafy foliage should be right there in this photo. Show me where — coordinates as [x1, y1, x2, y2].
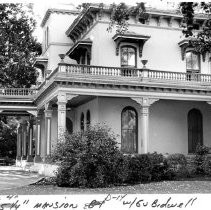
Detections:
[0, 4, 41, 88]
[166, 153, 189, 178]
[107, 2, 148, 33]
[53, 126, 176, 188]
[194, 144, 210, 175]
[180, 3, 211, 57]
[53, 125, 128, 188]
[0, 117, 18, 159]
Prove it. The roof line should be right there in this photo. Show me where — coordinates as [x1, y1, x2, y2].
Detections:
[41, 8, 80, 28]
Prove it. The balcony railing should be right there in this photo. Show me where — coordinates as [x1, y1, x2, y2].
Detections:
[0, 88, 37, 96]
[56, 63, 211, 84]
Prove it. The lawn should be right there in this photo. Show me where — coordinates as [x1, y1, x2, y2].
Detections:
[0, 177, 211, 195]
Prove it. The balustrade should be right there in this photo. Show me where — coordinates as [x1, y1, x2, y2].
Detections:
[57, 63, 211, 84]
[0, 88, 37, 96]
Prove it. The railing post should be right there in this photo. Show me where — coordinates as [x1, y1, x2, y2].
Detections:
[58, 63, 67, 73]
[141, 68, 149, 81]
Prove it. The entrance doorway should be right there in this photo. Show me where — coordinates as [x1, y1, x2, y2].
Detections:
[188, 109, 203, 153]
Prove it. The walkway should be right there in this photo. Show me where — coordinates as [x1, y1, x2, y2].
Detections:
[0, 166, 41, 191]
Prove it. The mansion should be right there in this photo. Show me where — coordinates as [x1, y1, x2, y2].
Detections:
[3, 4, 211, 170]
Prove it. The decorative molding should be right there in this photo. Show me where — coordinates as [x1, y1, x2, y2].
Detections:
[131, 97, 159, 107]
[67, 94, 78, 101]
[27, 110, 38, 117]
[168, 17, 174, 27]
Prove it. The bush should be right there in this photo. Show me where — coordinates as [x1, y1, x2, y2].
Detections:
[147, 152, 174, 181]
[194, 144, 210, 175]
[126, 154, 152, 183]
[126, 152, 174, 184]
[166, 153, 189, 178]
[53, 125, 128, 188]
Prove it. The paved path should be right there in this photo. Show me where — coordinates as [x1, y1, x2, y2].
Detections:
[0, 166, 42, 191]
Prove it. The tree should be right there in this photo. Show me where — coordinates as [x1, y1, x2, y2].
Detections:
[179, 2, 211, 58]
[0, 3, 41, 88]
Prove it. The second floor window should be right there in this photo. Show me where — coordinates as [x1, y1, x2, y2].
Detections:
[186, 51, 200, 72]
[121, 46, 136, 67]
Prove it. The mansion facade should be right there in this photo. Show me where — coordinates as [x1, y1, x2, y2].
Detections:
[3, 4, 211, 168]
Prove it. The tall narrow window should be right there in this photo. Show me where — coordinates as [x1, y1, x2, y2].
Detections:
[188, 109, 203, 153]
[121, 46, 136, 67]
[186, 51, 200, 72]
[66, 118, 73, 134]
[80, 113, 84, 131]
[121, 107, 138, 153]
[86, 110, 91, 128]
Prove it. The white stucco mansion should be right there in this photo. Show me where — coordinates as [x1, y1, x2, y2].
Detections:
[3, 4, 211, 169]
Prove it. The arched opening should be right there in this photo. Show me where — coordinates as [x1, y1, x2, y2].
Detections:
[66, 117, 73, 134]
[80, 113, 84, 131]
[188, 108, 203, 153]
[121, 106, 138, 153]
[86, 110, 91, 129]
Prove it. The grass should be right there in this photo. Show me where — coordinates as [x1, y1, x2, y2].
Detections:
[0, 176, 211, 195]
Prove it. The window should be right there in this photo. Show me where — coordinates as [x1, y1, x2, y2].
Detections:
[80, 113, 84, 131]
[188, 109, 203, 153]
[66, 118, 73, 134]
[86, 110, 91, 128]
[121, 46, 136, 67]
[80, 50, 90, 65]
[186, 51, 200, 72]
[121, 107, 138, 153]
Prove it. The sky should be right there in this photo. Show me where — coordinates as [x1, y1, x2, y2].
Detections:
[0, 0, 181, 42]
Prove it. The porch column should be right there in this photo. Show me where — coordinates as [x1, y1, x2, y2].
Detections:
[131, 97, 159, 153]
[16, 125, 22, 160]
[45, 109, 53, 156]
[21, 121, 27, 160]
[57, 93, 67, 140]
[27, 119, 34, 162]
[34, 114, 42, 162]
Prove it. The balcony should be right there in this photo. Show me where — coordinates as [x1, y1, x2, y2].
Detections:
[49, 63, 211, 88]
[0, 88, 37, 98]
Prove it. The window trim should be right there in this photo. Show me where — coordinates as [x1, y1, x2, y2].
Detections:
[121, 106, 138, 154]
[120, 45, 137, 68]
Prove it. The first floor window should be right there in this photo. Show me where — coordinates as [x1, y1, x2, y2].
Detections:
[80, 113, 84, 131]
[86, 110, 91, 128]
[121, 107, 138, 153]
[188, 108, 203, 153]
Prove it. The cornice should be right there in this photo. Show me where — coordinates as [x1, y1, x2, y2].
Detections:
[41, 8, 80, 28]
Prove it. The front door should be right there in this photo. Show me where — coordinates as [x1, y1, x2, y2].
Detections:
[188, 109, 203, 153]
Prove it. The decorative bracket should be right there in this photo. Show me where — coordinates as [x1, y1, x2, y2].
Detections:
[27, 110, 38, 117]
[131, 97, 159, 107]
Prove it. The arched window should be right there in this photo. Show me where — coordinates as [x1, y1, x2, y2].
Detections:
[80, 113, 84, 131]
[186, 51, 200, 72]
[121, 46, 136, 68]
[66, 118, 73, 134]
[121, 107, 138, 153]
[188, 109, 203, 153]
[86, 110, 91, 128]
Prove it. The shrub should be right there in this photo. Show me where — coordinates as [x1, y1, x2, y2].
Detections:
[166, 153, 189, 178]
[194, 144, 210, 175]
[126, 154, 152, 183]
[126, 152, 174, 184]
[147, 152, 174, 181]
[53, 125, 128, 188]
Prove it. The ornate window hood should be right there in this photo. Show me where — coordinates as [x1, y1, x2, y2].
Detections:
[112, 32, 150, 57]
[66, 38, 92, 62]
[178, 38, 206, 62]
